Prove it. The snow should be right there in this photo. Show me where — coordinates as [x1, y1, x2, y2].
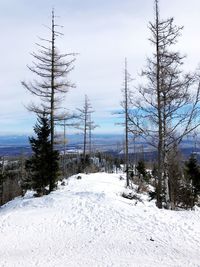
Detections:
[0, 172, 200, 267]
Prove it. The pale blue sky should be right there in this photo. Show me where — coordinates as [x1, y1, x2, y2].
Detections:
[0, 0, 200, 134]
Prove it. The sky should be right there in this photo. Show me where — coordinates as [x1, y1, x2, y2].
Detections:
[0, 0, 200, 135]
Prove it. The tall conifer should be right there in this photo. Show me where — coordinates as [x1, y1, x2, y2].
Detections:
[26, 112, 59, 195]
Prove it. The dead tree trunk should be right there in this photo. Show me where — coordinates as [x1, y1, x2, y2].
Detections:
[77, 95, 97, 172]
[124, 58, 129, 187]
[22, 9, 76, 191]
[128, 0, 200, 209]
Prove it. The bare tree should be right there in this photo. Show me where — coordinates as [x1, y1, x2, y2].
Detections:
[121, 59, 133, 187]
[0, 157, 5, 205]
[77, 95, 97, 171]
[55, 112, 79, 177]
[128, 0, 200, 209]
[124, 59, 130, 187]
[116, 59, 139, 187]
[22, 10, 76, 191]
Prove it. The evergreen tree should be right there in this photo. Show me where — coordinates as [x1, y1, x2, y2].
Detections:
[26, 112, 59, 195]
[136, 160, 147, 181]
[22, 10, 76, 192]
[185, 154, 200, 204]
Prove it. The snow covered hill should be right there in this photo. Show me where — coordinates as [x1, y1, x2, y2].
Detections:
[0, 173, 200, 267]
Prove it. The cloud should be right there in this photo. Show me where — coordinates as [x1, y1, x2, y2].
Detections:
[0, 0, 199, 134]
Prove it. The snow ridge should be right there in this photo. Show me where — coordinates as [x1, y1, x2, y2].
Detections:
[0, 173, 200, 267]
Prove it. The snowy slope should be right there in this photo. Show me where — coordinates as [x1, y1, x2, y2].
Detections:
[0, 173, 200, 267]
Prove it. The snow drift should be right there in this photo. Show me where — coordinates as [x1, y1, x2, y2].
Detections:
[0, 173, 200, 267]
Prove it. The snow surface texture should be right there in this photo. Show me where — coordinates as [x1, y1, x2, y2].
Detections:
[0, 173, 200, 267]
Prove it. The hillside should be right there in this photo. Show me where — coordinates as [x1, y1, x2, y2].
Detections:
[0, 173, 200, 267]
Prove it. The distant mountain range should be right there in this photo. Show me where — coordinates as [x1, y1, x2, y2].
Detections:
[0, 134, 125, 156]
[0, 134, 199, 159]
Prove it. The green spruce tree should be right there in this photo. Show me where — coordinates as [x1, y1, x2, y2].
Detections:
[185, 154, 200, 205]
[26, 112, 59, 196]
[136, 160, 147, 181]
